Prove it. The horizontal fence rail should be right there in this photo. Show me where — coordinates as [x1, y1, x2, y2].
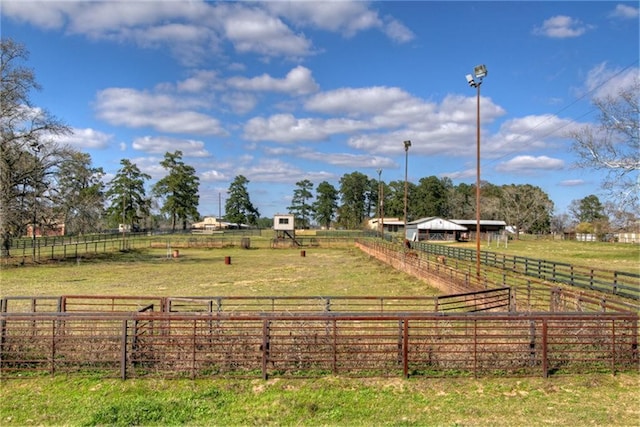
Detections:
[1, 290, 511, 315]
[1, 312, 637, 380]
[356, 240, 639, 314]
[413, 241, 640, 301]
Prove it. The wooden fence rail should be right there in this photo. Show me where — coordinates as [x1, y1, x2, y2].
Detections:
[413, 241, 639, 300]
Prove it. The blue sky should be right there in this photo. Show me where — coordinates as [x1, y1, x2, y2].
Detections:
[2, 1, 639, 219]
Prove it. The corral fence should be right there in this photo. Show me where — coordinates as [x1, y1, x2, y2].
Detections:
[356, 240, 639, 314]
[1, 291, 512, 315]
[1, 234, 359, 266]
[1, 311, 637, 380]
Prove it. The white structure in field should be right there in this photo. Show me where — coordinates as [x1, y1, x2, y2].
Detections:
[273, 214, 295, 231]
[272, 214, 299, 246]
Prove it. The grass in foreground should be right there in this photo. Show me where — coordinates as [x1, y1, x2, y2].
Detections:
[1, 374, 638, 426]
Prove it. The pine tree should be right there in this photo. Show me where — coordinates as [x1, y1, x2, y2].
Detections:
[153, 151, 200, 231]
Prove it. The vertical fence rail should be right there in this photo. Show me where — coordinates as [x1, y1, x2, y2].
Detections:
[121, 320, 128, 380]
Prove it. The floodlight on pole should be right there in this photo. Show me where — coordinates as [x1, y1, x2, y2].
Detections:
[403, 140, 411, 243]
[377, 168, 382, 238]
[466, 64, 487, 279]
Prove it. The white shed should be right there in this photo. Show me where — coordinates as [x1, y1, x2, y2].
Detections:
[273, 214, 295, 231]
[405, 217, 468, 241]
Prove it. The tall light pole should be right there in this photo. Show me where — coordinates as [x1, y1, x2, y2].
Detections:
[219, 192, 222, 229]
[466, 64, 487, 279]
[376, 169, 382, 238]
[403, 140, 411, 243]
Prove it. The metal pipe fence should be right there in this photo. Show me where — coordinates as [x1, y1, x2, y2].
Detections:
[1, 290, 512, 315]
[1, 311, 637, 379]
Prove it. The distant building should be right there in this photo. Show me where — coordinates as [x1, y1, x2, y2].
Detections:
[450, 219, 507, 235]
[26, 221, 65, 237]
[367, 217, 404, 233]
[404, 217, 507, 242]
[191, 217, 233, 232]
[404, 217, 467, 242]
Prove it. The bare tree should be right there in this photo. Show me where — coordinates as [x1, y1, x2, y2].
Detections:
[1, 38, 70, 256]
[500, 184, 554, 238]
[568, 78, 639, 211]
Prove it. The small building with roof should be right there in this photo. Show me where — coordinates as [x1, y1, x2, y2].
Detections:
[404, 217, 468, 242]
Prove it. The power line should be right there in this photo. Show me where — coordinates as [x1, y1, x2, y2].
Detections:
[484, 59, 639, 168]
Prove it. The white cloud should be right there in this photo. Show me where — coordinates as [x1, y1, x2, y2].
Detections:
[582, 63, 640, 99]
[533, 15, 592, 38]
[560, 179, 585, 187]
[200, 169, 228, 182]
[306, 86, 414, 116]
[221, 5, 313, 58]
[484, 114, 577, 157]
[94, 87, 227, 136]
[383, 17, 415, 43]
[221, 92, 259, 115]
[54, 127, 113, 149]
[125, 155, 167, 179]
[243, 113, 372, 143]
[496, 156, 565, 173]
[3, 0, 413, 63]
[609, 4, 639, 19]
[299, 150, 396, 169]
[176, 70, 221, 93]
[132, 136, 211, 157]
[1, 1, 75, 30]
[264, 1, 414, 43]
[227, 66, 319, 95]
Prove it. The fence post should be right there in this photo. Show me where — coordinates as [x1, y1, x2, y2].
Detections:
[529, 320, 536, 368]
[611, 319, 616, 375]
[261, 319, 270, 380]
[0, 316, 6, 368]
[632, 318, 638, 368]
[121, 320, 128, 380]
[192, 319, 197, 379]
[51, 319, 56, 375]
[473, 319, 478, 378]
[542, 320, 548, 378]
[403, 319, 409, 378]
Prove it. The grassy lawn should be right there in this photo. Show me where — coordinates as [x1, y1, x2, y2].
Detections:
[1, 244, 639, 426]
[0, 247, 437, 297]
[1, 374, 638, 426]
[456, 237, 640, 274]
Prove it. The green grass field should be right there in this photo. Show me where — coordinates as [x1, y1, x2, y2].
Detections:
[462, 237, 640, 274]
[1, 243, 639, 426]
